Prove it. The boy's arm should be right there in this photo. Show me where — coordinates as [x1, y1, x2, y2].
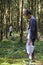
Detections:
[30, 19, 35, 40]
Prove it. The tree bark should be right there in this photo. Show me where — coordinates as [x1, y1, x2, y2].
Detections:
[16, 0, 19, 32]
[0, 0, 3, 40]
[20, 0, 23, 42]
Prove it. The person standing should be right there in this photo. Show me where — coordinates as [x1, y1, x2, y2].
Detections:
[9, 25, 13, 36]
[24, 9, 37, 60]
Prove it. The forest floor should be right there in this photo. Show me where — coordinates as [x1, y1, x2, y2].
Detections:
[0, 32, 43, 65]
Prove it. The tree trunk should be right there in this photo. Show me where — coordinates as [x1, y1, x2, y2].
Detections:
[16, 0, 19, 32]
[20, 0, 23, 42]
[0, 0, 3, 40]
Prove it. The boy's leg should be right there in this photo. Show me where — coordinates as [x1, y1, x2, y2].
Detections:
[29, 54, 32, 60]
[10, 32, 11, 36]
[32, 40, 34, 60]
[29, 54, 32, 64]
[32, 51, 34, 59]
[10, 31, 12, 36]
[10, 31, 11, 35]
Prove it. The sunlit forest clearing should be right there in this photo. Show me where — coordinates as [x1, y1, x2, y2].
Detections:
[0, 0, 43, 65]
[0, 33, 43, 65]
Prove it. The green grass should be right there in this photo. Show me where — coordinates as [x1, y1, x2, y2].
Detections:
[0, 35, 43, 65]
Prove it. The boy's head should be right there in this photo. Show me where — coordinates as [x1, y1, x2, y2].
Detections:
[24, 9, 32, 19]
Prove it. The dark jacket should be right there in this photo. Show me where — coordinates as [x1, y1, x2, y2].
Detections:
[29, 16, 37, 41]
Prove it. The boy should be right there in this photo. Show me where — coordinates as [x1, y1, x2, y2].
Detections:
[24, 9, 37, 60]
[26, 28, 34, 62]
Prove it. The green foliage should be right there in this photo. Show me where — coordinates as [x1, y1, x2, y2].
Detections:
[0, 38, 43, 64]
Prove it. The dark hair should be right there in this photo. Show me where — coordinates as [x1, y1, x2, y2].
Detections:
[24, 9, 32, 15]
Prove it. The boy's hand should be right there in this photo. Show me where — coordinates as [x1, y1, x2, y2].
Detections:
[29, 40, 32, 45]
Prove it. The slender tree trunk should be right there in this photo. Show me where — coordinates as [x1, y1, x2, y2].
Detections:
[5, 1, 8, 38]
[20, 0, 23, 42]
[16, 0, 19, 32]
[0, 0, 1, 40]
[27, 0, 30, 9]
[8, 0, 12, 24]
[30, 0, 34, 14]
[1, 0, 3, 40]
